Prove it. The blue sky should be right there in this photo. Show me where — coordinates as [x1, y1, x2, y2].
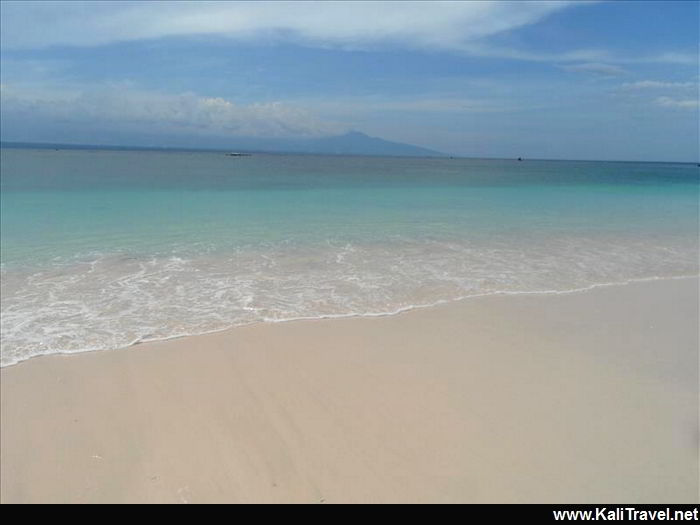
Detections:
[0, 0, 698, 161]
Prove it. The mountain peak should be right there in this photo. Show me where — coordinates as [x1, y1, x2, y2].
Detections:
[313, 130, 442, 157]
[342, 130, 369, 138]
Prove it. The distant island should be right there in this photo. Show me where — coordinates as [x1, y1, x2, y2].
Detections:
[296, 131, 443, 157]
[0, 131, 444, 158]
[201, 130, 443, 157]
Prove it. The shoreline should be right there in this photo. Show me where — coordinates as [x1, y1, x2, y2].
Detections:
[1, 277, 698, 503]
[2, 273, 697, 369]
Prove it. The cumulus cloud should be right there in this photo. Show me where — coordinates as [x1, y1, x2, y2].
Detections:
[0, 1, 575, 51]
[559, 62, 627, 76]
[654, 96, 699, 109]
[0, 84, 344, 138]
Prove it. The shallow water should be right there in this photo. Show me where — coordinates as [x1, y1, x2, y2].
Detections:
[1, 147, 698, 366]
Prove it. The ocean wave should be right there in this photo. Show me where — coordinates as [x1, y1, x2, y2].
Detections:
[1, 235, 697, 367]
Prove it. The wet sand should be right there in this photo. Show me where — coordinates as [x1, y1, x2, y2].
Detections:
[1, 278, 697, 503]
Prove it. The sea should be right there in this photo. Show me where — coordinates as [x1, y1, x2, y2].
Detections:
[1, 145, 698, 366]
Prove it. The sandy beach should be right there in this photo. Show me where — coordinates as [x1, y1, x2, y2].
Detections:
[1, 277, 698, 504]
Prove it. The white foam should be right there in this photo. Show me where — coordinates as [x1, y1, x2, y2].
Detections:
[1, 235, 698, 367]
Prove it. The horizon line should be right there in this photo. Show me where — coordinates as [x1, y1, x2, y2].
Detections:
[1, 140, 698, 165]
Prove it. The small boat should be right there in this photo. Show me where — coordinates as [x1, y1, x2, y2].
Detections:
[226, 152, 250, 157]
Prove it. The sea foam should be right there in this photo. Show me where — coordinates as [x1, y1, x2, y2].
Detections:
[1, 234, 696, 366]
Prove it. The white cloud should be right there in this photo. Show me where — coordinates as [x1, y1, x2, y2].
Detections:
[621, 80, 697, 90]
[654, 96, 699, 110]
[306, 96, 513, 115]
[644, 52, 700, 66]
[559, 62, 627, 76]
[0, 84, 344, 137]
[0, 1, 575, 51]
[2, 1, 694, 66]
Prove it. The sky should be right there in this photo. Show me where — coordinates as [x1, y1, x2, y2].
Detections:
[0, 0, 698, 161]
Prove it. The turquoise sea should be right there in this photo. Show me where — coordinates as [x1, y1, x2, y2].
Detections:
[1, 146, 698, 366]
